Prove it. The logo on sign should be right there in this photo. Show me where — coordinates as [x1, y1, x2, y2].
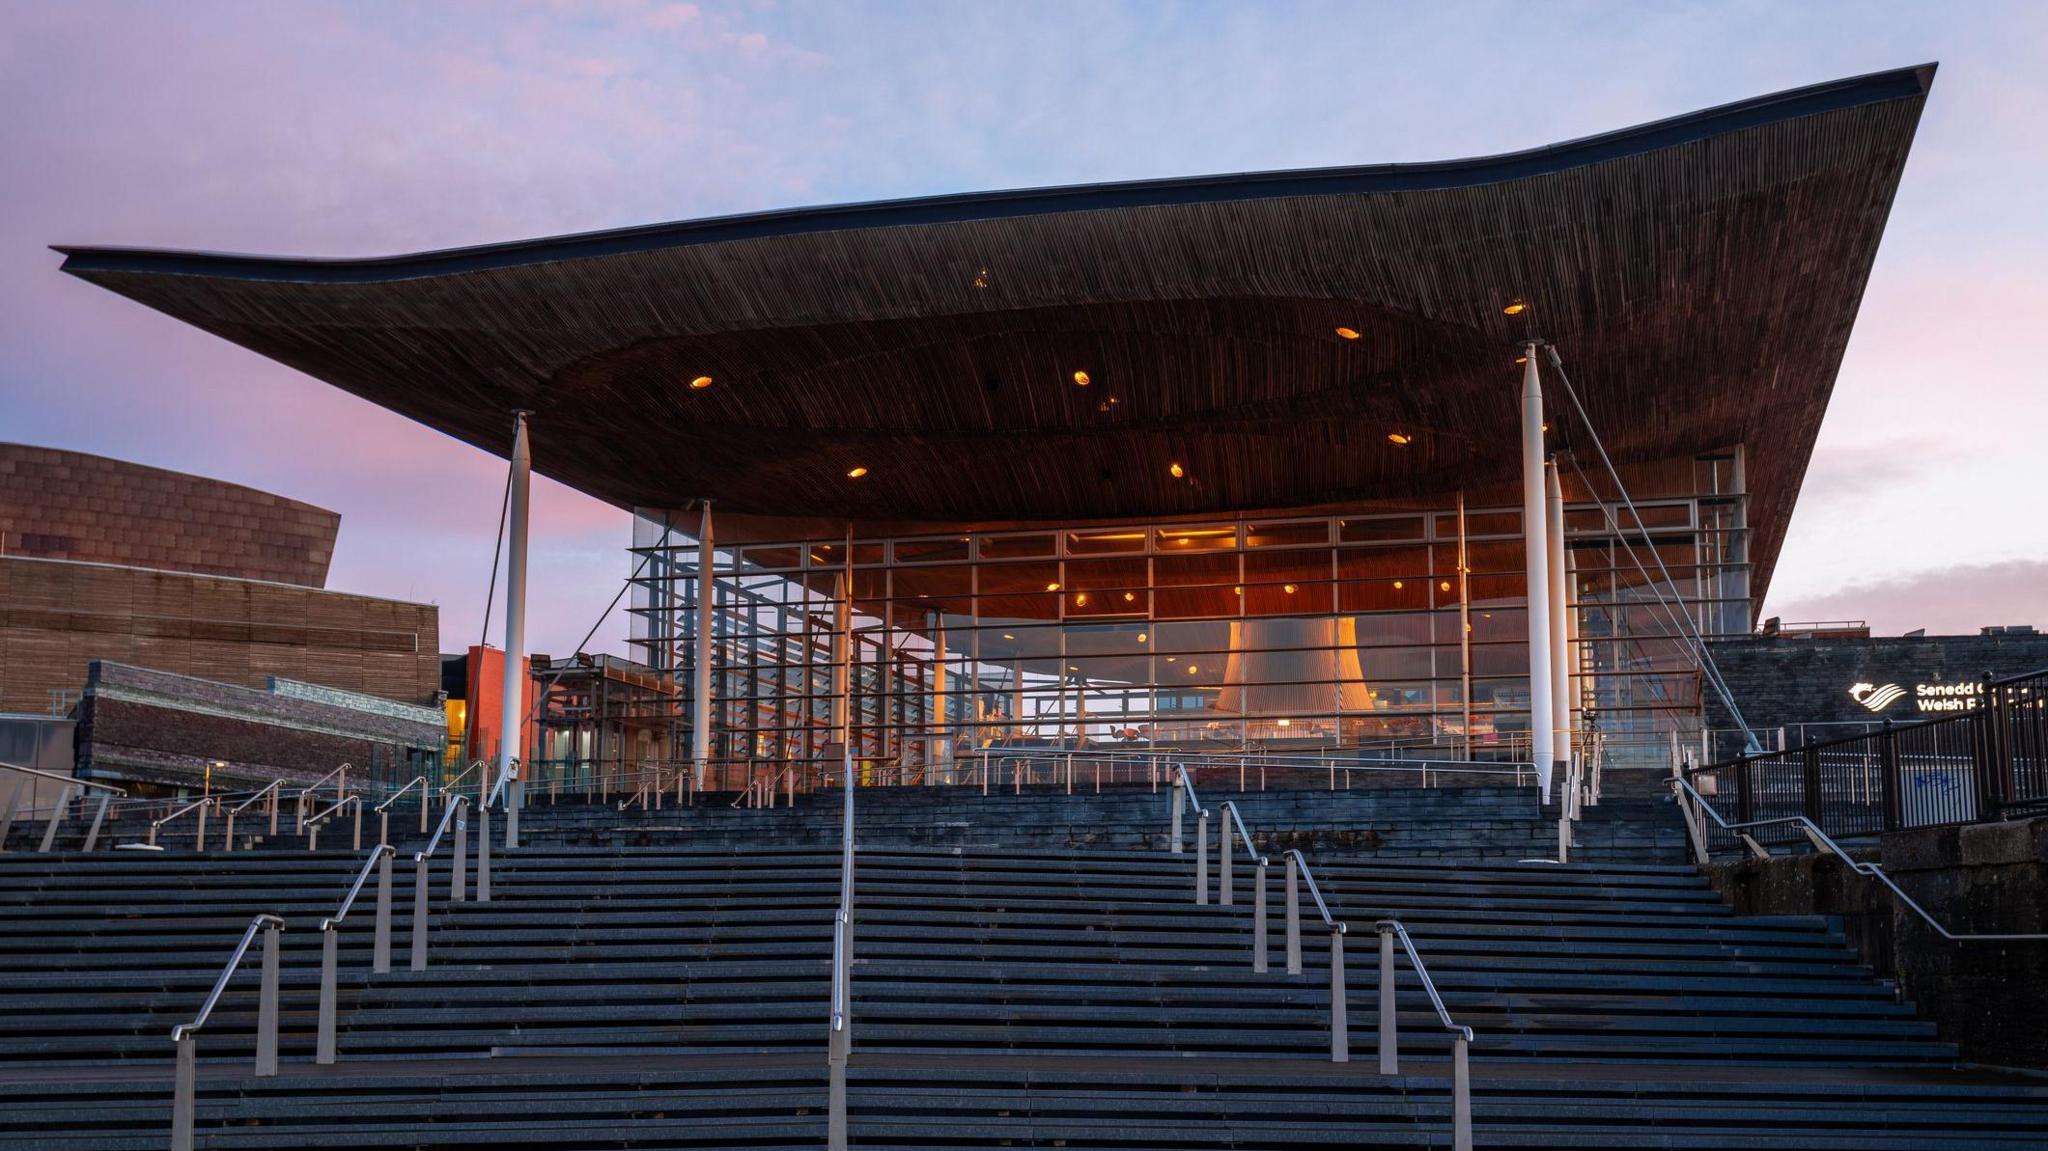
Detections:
[1848, 682, 1908, 712]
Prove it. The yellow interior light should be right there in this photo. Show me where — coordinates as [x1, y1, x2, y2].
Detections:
[1334, 326, 1361, 341]
[1283, 584, 1297, 594]
[846, 466, 868, 478]
[1503, 300, 1527, 315]
[1072, 370, 1091, 386]
[1168, 462, 1185, 479]
[1387, 433, 1412, 445]
[689, 375, 714, 390]
[1045, 582, 1061, 592]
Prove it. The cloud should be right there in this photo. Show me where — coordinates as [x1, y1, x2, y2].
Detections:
[1766, 560, 2048, 637]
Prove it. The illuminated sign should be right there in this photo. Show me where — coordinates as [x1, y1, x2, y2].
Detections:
[1847, 680, 1982, 714]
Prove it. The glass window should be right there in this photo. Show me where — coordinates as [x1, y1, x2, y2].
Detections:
[1245, 520, 1329, 548]
[1155, 524, 1237, 551]
[980, 533, 1055, 559]
[1339, 515, 1425, 543]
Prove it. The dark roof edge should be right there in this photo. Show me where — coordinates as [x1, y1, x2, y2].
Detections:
[55, 63, 1934, 285]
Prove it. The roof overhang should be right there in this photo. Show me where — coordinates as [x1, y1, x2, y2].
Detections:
[57, 64, 1934, 601]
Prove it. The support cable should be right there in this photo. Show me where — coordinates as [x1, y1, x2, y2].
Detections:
[1542, 344, 1761, 755]
[466, 457, 516, 761]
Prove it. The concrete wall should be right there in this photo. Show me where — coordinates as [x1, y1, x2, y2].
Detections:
[1706, 817, 2048, 1069]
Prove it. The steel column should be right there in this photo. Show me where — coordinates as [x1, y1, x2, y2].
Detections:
[1519, 344, 1556, 800]
[496, 411, 532, 796]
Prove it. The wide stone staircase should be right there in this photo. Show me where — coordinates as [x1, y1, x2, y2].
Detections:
[2, 785, 2045, 1148]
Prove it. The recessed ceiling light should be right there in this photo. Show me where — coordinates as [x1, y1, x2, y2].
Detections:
[1074, 592, 1089, 607]
[1514, 355, 1528, 365]
[1439, 580, 1452, 591]
[1137, 632, 1148, 643]
[1072, 370, 1091, 386]
[1502, 300, 1528, 316]
[1387, 433, 1412, 445]
[689, 375, 714, 389]
[1186, 665, 1199, 674]
[1393, 580, 1404, 590]
[1045, 582, 1061, 592]
[1002, 633, 1015, 640]
[846, 466, 868, 478]
[1123, 591, 1136, 602]
[1168, 462, 1185, 479]
[1283, 584, 1297, 594]
[1334, 326, 1361, 341]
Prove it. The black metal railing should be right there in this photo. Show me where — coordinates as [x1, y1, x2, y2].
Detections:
[1689, 667, 2048, 853]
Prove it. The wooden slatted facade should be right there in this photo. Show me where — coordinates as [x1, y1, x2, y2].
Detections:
[56, 65, 1934, 605]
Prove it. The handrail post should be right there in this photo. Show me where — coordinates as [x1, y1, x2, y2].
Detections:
[1377, 924, 1398, 1074]
[477, 803, 492, 903]
[1252, 856, 1269, 972]
[1285, 853, 1302, 974]
[316, 924, 339, 1065]
[224, 812, 237, 853]
[411, 857, 431, 971]
[380, 809, 390, 848]
[1219, 810, 1234, 906]
[1195, 810, 1209, 905]
[171, 1032, 196, 1151]
[1452, 1033, 1473, 1151]
[373, 848, 393, 973]
[1802, 743, 1823, 825]
[1329, 926, 1348, 1063]
[255, 920, 280, 1076]
[451, 813, 468, 903]
[1170, 774, 1184, 854]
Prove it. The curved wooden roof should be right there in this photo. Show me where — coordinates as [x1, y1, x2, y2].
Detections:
[56, 65, 1934, 599]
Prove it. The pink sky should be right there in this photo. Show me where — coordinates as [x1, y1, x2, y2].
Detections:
[3, 2, 2045, 654]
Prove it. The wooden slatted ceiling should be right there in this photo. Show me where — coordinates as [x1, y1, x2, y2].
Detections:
[56, 69, 1931, 603]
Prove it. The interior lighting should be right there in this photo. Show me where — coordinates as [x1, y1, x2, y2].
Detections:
[1334, 327, 1361, 341]
[1122, 591, 1136, 602]
[1277, 718, 1292, 727]
[1003, 634, 1015, 640]
[1074, 593, 1090, 607]
[1186, 665, 1199, 674]
[1393, 580, 1404, 589]
[1046, 582, 1061, 592]
[1072, 370, 1091, 386]
[1439, 580, 1452, 592]
[1137, 633, 1148, 643]
[1387, 433, 1412, 445]
[1283, 584, 1297, 594]
[1168, 462, 1185, 479]
[846, 466, 868, 478]
[1502, 300, 1528, 316]
[689, 375, 714, 390]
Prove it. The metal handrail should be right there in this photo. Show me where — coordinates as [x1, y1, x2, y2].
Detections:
[1174, 762, 1210, 819]
[1284, 848, 1345, 935]
[1220, 799, 1265, 866]
[416, 795, 469, 863]
[172, 913, 283, 1043]
[295, 763, 350, 802]
[1672, 775, 2048, 943]
[444, 760, 486, 801]
[374, 777, 427, 812]
[0, 760, 127, 796]
[1373, 917, 1474, 1151]
[485, 759, 519, 810]
[1375, 919, 1473, 1042]
[733, 762, 802, 808]
[149, 795, 216, 847]
[827, 746, 856, 1151]
[322, 845, 396, 932]
[228, 780, 286, 817]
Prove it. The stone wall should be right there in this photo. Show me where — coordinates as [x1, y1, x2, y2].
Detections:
[75, 661, 445, 792]
[1706, 817, 2048, 1069]
[1707, 633, 2048, 734]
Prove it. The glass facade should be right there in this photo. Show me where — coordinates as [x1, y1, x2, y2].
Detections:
[625, 452, 1751, 773]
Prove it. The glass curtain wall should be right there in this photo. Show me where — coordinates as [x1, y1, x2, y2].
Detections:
[627, 453, 1751, 773]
